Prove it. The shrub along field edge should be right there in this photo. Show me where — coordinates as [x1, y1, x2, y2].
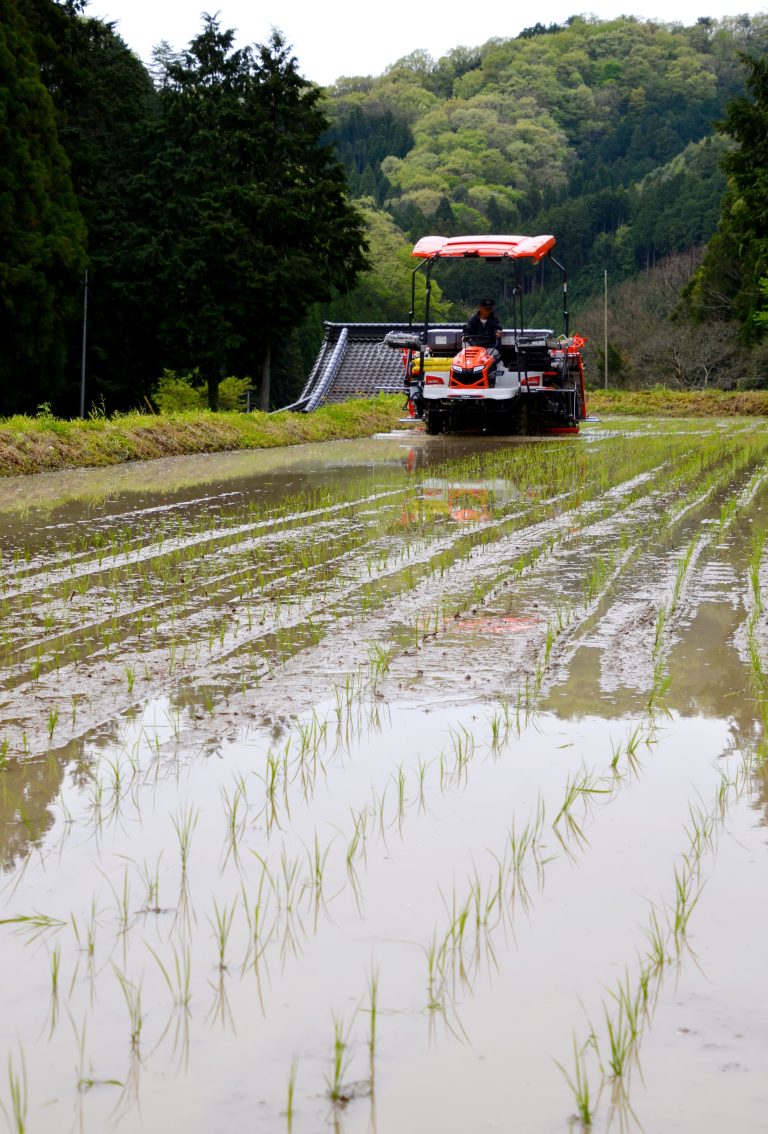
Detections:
[1, 389, 768, 479]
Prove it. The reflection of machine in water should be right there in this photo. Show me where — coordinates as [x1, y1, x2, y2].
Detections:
[424, 478, 520, 524]
[401, 477, 530, 526]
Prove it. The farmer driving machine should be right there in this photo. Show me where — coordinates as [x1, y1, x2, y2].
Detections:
[386, 234, 587, 435]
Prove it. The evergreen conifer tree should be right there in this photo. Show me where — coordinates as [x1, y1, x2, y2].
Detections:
[0, 0, 86, 413]
[149, 16, 368, 409]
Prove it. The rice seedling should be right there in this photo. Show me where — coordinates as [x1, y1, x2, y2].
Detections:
[304, 831, 332, 923]
[241, 868, 274, 981]
[113, 966, 143, 1051]
[147, 941, 193, 1010]
[671, 865, 701, 949]
[132, 855, 163, 914]
[0, 1047, 28, 1134]
[221, 778, 249, 863]
[602, 1001, 633, 1080]
[0, 912, 67, 942]
[552, 768, 611, 852]
[171, 803, 199, 877]
[609, 971, 643, 1049]
[647, 654, 672, 713]
[555, 1036, 595, 1130]
[644, 905, 669, 973]
[206, 898, 237, 970]
[286, 1057, 298, 1131]
[423, 932, 448, 1013]
[326, 1011, 353, 1104]
[367, 642, 392, 684]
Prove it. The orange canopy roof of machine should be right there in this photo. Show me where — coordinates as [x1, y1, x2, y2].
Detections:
[411, 234, 557, 261]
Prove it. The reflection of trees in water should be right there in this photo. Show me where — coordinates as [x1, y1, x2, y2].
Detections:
[750, 764, 768, 827]
[0, 739, 89, 873]
[546, 601, 764, 749]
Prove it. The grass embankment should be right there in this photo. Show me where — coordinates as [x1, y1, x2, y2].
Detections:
[0, 397, 407, 478]
[2, 387, 768, 480]
[587, 387, 768, 417]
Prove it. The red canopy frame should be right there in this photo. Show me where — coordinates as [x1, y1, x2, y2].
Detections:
[412, 234, 556, 262]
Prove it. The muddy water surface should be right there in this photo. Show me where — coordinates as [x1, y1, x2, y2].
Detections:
[2, 419, 768, 1133]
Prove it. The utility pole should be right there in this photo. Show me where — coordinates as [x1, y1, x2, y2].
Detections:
[604, 269, 608, 390]
[260, 345, 271, 412]
[80, 269, 88, 419]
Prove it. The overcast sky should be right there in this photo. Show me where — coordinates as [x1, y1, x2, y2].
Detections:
[86, 0, 767, 86]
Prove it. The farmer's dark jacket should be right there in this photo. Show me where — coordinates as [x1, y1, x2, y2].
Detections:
[463, 312, 502, 347]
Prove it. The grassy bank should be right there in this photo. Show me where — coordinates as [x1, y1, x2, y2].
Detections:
[2, 388, 768, 479]
[586, 387, 768, 416]
[0, 397, 407, 478]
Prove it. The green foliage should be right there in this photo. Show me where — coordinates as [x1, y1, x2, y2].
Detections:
[0, 0, 87, 415]
[691, 54, 768, 340]
[153, 372, 207, 413]
[322, 15, 768, 319]
[153, 373, 251, 412]
[755, 279, 768, 332]
[12, 0, 162, 415]
[148, 16, 368, 411]
[218, 376, 252, 411]
[323, 200, 457, 323]
[7, 7, 768, 411]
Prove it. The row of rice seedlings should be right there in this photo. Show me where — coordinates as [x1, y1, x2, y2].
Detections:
[415, 723, 659, 1029]
[560, 748, 758, 1129]
[646, 455, 768, 715]
[0, 446, 753, 898]
[0, 515, 385, 692]
[717, 459, 768, 531]
[222, 513, 686, 928]
[0, 576, 735, 1115]
[744, 526, 768, 734]
[3, 478, 405, 600]
[7, 428, 766, 1120]
[1, 426, 716, 671]
[0, 481, 415, 691]
[97, 685, 561, 1021]
[4, 487, 511, 743]
[1, 424, 735, 630]
[5, 428, 753, 766]
[407, 434, 766, 711]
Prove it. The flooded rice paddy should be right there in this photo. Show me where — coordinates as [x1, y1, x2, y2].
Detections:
[2, 419, 768, 1133]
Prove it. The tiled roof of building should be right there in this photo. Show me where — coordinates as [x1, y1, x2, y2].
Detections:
[296, 322, 464, 409]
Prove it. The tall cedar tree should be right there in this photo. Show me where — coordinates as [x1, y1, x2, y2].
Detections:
[24, 0, 161, 411]
[0, 0, 86, 414]
[150, 16, 368, 409]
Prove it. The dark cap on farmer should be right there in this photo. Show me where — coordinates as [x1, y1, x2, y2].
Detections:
[479, 298, 494, 308]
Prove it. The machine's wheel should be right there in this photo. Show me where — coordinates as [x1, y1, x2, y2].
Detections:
[424, 409, 443, 435]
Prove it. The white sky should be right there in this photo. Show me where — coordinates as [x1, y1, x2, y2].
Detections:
[86, 0, 767, 86]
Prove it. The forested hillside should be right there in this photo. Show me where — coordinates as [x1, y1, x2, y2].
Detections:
[4, 4, 768, 413]
[324, 17, 767, 327]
